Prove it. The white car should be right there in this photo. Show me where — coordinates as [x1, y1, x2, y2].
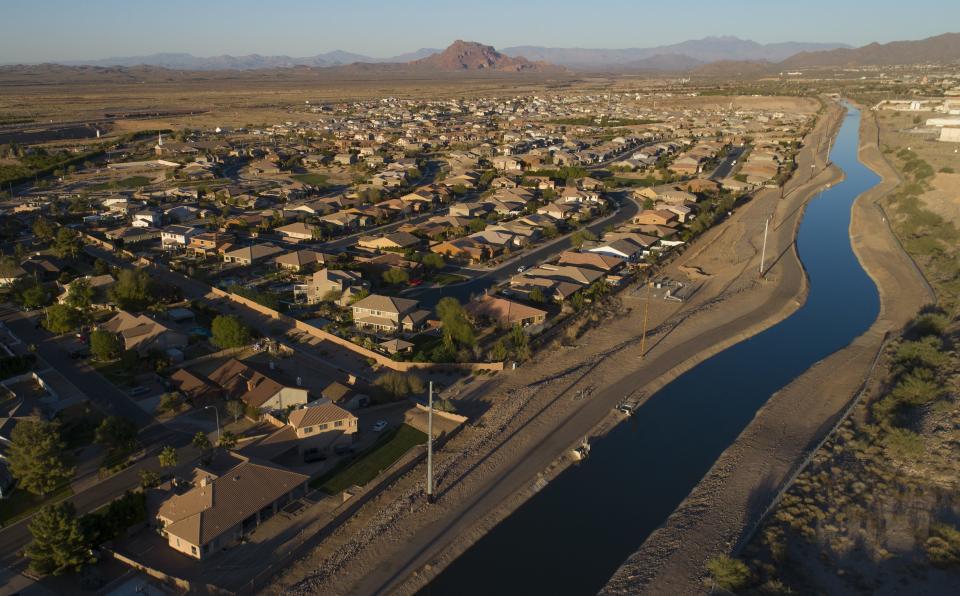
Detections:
[516, 265, 527, 273]
[372, 420, 388, 432]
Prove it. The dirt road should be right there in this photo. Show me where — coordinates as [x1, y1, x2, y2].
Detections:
[268, 97, 842, 596]
[599, 105, 936, 595]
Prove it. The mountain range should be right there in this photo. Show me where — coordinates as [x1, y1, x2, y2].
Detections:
[5, 33, 959, 77]
[26, 36, 849, 71]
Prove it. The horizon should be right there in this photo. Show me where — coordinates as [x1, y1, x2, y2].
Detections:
[2, 0, 958, 63]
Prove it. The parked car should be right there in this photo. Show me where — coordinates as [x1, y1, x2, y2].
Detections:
[128, 386, 150, 397]
[516, 265, 526, 273]
[371, 420, 388, 433]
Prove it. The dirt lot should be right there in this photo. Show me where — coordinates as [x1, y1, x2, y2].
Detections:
[261, 97, 838, 596]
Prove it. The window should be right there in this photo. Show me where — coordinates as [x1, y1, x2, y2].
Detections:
[320, 423, 329, 430]
[191, 546, 198, 555]
[335, 420, 343, 427]
[303, 426, 313, 434]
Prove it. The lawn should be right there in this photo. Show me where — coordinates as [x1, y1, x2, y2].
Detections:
[432, 272, 468, 286]
[0, 484, 74, 528]
[291, 173, 329, 187]
[314, 424, 427, 494]
[91, 360, 135, 388]
[86, 175, 153, 191]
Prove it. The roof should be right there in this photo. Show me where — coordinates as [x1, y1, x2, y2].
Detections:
[158, 459, 308, 546]
[223, 243, 284, 262]
[351, 293, 419, 315]
[465, 296, 547, 324]
[207, 358, 294, 408]
[274, 250, 325, 268]
[287, 402, 356, 431]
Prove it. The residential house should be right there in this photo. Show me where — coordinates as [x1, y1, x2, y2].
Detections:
[100, 311, 188, 356]
[350, 294, 430, 333]
[357, 232, 421, 252]
[274, 222, 318, 242]
[208, 358, 309, 412]
[295, 268, 368, 304]
[465, 295, 547, 328]
[632, 209, 679, 226]
[273, 250, 326, 272]
[222, 243, 285, 265]
[161, 225, 201, 249]
[287, 402, 358, 448]
[156, 456, 309, 560]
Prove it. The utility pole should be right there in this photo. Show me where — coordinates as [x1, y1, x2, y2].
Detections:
[426, 381, 435, 504]
[639, 281, 650, 358]
[759, 216, 770, 276]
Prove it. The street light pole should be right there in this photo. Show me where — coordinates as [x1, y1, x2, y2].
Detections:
[204, 405, 220, 444]
[759, 216, 770, 277]
[427, 381, 435, 504]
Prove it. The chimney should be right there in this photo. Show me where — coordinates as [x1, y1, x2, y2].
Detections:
[247, 378, 258, 392]
[200, 476, 209, 487]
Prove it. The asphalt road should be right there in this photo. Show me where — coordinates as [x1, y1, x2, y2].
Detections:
[709, 145, 747, 181]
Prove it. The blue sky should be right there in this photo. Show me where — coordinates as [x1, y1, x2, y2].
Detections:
[2, 0, 957, 62]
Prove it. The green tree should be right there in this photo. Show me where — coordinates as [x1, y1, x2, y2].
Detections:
[382, 267, 410, 285]
[65, 278, 94, 310]
[108, 269, 153, 311]
[192, 432, 212, 451]
[218, 430, 238, 450]
[43, 304, 80, 334]
[437, 297, 475, 349]
[16, 279, 48, 309]
[706, 555, 751, 592]
[89, 329, 121, 361]
[95, 416, 138, 455]
[156, 392, 184, 414]
[570, 228, 597, 249]
[210, 314, 251, 349]
[528, 287, 545, 304]
[53, 227, 81, 260]
[93, 258, 110, 276]
[25, 502, 92, 576]
[321, 288, 343, 303]
[420, 252, 445, 270]
[32, 216, 55, 241]
[8, 420, 73, 497]
[158, 445, 178, 469]
[139, 468, 160, 489]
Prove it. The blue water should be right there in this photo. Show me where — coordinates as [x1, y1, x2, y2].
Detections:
[421, 104, 881, 595]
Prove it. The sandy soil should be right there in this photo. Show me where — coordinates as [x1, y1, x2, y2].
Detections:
[261, 97, 840, 595]
[599, 104, 937, 595]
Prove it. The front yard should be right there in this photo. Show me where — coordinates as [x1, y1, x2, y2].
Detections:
[313, 423, 426, 494]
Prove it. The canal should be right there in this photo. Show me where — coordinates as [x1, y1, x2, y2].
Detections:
[421, 103, 880, 595]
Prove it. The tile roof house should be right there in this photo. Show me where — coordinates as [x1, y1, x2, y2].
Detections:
[207, 358, 308, 412]
[274, 221, 318, 242]
[273, 250, 327, 272]
[156, 457, 309, 560]
[295, 268, 368, 304]
[465, 295, 547, 328]
[351, 294, 430, 333]
[100, 311, 188, 356]
[287, 402, 358, 440]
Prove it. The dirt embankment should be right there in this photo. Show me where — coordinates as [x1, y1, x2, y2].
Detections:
[267, 97, 843, 596]
[599, 105, 936, 595]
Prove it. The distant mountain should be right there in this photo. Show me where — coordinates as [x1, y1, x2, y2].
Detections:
[501, 37, 850, 69]
[780, 32, 960, 68]
[409, 40, 560, 72]
[49, 49, 443, 70]
[621, 54, 705, 72]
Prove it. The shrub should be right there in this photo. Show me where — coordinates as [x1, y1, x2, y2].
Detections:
[707, 555, 751, 592]
[925, 523, 960, 567]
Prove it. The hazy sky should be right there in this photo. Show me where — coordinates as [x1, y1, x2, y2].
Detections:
[2, 0, 957, 62]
